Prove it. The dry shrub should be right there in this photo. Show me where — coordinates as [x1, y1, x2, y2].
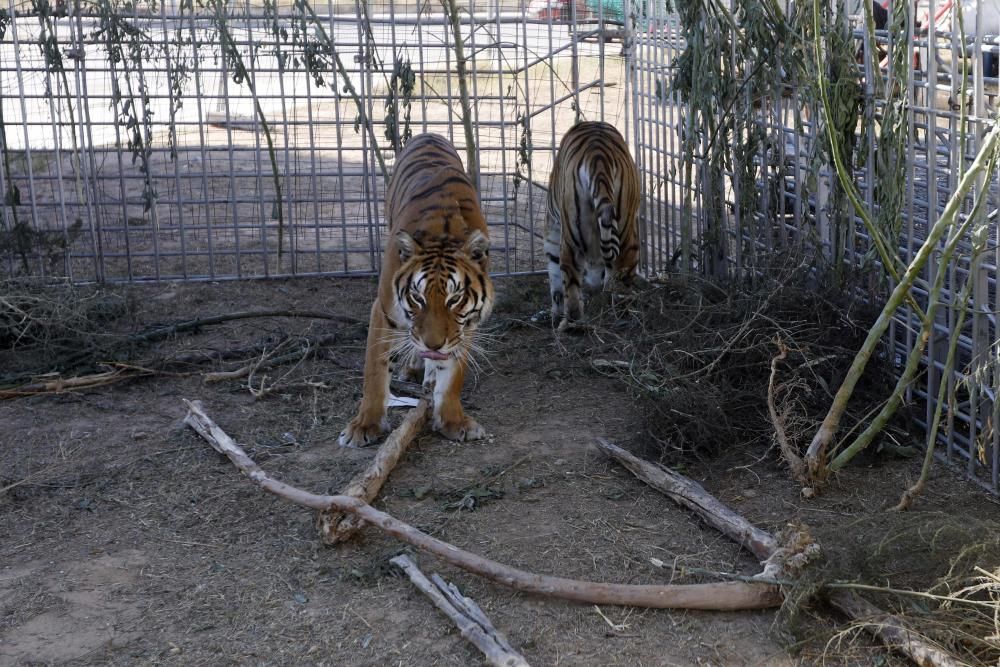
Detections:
[0, 281, 133, 380]
[806, 515, 1000, 666]
[572, 268, 892, 466]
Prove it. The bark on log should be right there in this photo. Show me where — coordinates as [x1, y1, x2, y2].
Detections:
[183, 399, 782, 610]
[318, 399, 431, 544]
[597, 438, 965, 667]
[595, 438, 778, 561]
[391, 555, 531, 667]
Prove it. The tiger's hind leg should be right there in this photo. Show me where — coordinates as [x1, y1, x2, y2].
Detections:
[428, 356, 485, 442]
[339, 301, 392, 447]
[545, 206, 566, 321]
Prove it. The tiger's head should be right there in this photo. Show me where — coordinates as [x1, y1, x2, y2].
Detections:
[391, 229, 494, 362]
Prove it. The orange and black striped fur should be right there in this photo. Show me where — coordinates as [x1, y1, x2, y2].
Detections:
[339, 134, 494, 447]
[546, 121, 640, 323]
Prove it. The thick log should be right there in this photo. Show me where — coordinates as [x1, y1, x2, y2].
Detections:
[391, 555, 531, 667]
[318, 399, 430, 544]
[183, 399, 782, 610]
[597, 438, 965, 667]
[595, 438, 778, 561]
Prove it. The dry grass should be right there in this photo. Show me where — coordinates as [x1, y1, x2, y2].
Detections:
[548, 267, 890, 469]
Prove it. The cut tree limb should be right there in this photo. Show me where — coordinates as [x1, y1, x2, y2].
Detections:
[183, 399, 782, 610]
[391, 554, 531, 667]
[595, 438, 778, 561]
[597, 438, 964, 667]
[317, 399, 431, 545]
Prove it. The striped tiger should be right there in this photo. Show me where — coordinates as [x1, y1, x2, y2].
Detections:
[339, 133, 494, 448]
[545, 121, 641, 323]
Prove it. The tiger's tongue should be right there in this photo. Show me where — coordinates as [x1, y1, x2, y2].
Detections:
[420, 350, 449, 361]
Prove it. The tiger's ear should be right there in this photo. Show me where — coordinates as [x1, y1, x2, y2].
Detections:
[396, 231, 420, 262]
[464, 230, 489, 263]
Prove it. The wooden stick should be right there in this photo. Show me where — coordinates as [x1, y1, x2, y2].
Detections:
[317, 398, 431, 545]
[597, 439, 964, 667]
[391, 555, 531, 667]
[183, 399, 782, 610]
[595, 438, 778, 561]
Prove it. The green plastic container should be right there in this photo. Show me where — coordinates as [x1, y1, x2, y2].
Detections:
[585, 0, 626, 23]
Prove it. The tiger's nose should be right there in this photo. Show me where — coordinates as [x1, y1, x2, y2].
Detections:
[422, 334, 446, 352]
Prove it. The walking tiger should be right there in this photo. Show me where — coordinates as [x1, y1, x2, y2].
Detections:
[545, 120, 640, 323]
[339, 134, 494, 447]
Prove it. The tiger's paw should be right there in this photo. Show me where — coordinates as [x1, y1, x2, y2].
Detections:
[434, 415, 486, 442]
[564, 288, 584, 323]
[338, 415, 390, 448]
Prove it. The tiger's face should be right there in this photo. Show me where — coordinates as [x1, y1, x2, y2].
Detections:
[391, 229, 493, 362]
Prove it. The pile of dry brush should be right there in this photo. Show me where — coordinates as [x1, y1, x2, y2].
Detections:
[562, 270, 900, 466]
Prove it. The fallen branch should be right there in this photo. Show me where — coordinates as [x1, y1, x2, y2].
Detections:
[391, 554, 530, 667]
[595, 438, 778, 561]
[597, 439, 964, 667]
[318, 399, 431, 544]
[183, 399, 782, 610]
[0, 366, 151, 399]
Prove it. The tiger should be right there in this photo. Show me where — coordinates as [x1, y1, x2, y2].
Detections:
[339, 133, 495, 448]
[545, 120, 641, 323]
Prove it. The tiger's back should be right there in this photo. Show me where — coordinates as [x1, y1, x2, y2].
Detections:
[545, 121, 640, 323]
[384, 134, 487, 242]
[339, 133, 494, 448]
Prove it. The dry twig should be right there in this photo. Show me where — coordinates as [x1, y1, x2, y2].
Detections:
[767, 339, 809, 486]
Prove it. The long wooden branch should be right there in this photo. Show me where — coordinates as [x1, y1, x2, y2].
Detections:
[318, 399, 431, 545]
[596, 439, 963, 667]
[391, 555, 531, 667]
[183, 400, 782, 610]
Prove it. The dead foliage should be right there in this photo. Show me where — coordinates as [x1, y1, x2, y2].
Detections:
[796, 515, 1000, 666]
[544, 268, 896, 470]
[0, 280, 364, 395]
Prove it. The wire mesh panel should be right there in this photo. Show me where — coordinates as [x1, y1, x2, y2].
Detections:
[627, 0, 1000, 493]
[900, 0, 1000, 494]
[0, 0, 627, 282]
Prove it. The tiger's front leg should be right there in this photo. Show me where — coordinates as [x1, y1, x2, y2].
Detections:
[428, 356, 485, 442]
[560, 245, 585, 323]
[338, 301, 392, 447]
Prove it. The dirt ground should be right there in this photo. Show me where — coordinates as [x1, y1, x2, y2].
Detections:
[2, 274, 1000, 666]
